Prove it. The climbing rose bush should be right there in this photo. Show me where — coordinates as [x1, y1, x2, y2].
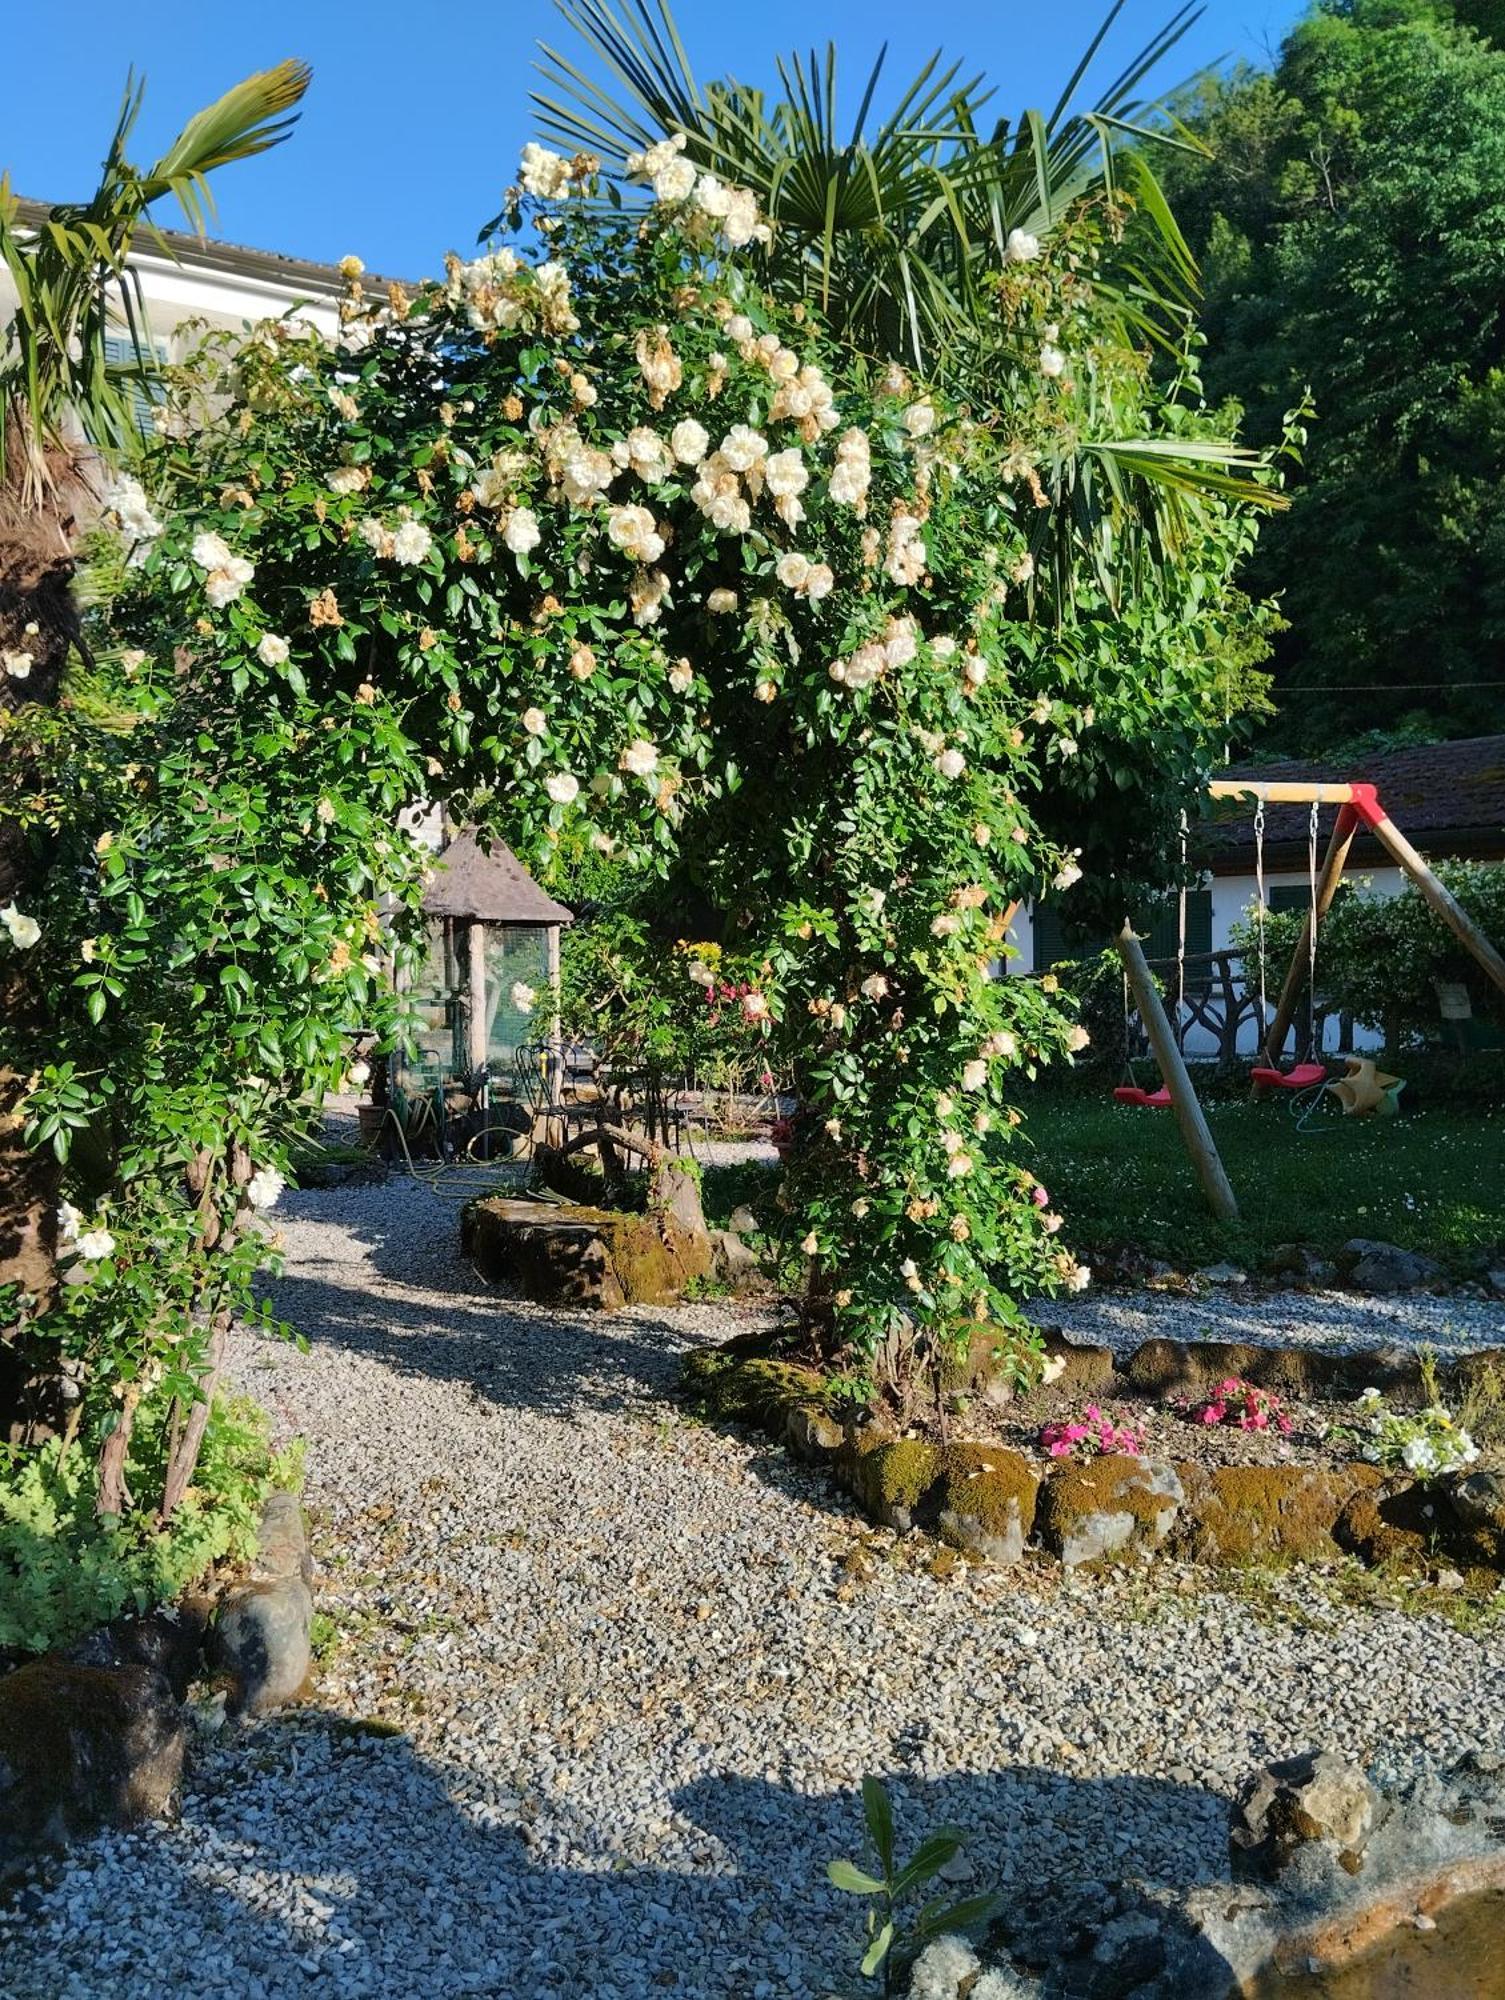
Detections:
[9, 139, 1279, 1426]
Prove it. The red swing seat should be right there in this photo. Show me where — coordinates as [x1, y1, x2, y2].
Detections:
[1250, 1061, 1327, 1091]
[1114, 1084, 1173, 1108]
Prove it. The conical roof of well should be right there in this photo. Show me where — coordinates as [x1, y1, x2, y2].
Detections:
[420, 829, 572, 924]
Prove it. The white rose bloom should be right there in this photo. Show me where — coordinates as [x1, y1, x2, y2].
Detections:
[4, 649, 33, 679]
[1066, 1263, 1092, 1293]
[725, 314, 754, 343]
[935, 748, 967, 781]
[204, 558, 254, 610]
[1040, 343, 1067, 379]
[1006, 227, 1041, 262]
[763, 447, 808, 498]
[522, 707, 548, 737]
[58, 1200, 83, 1243]
[754, 679, 777, 702]
[348, 1059, 371, 1087]
[328, 465, 367, 495]
[653, 155, 698, 204]
[620, 739, 659, 777]
[802, 563, 834, 602]
[504, 507, 542, 554]
[257, 633, 290, 667]
[519, 142, 573, 200]
[191, 530, 234, 572]
[719, 425, 768, 473]
[561, 446, 616, 506]
[903, 402, 936, 438]
[511, 980, 537, 1014]
[76, 1228, 116, 1261]
[694, 174, 732, 219]
[962, 1059, 988, 1092]
[545, 770, 580, 804]
[670, 419, 709, 465]
[391, 520, 433, 565]
[776, 552, 811, 591]
[860, 973, 889, 1001]
[946, 1153, 973, 1179]
[1054, 859, 1083, 892]
[246, 1167, 286, 1212]
[2, 904, 41, 951]
[964, 657, 987, 687]
[606, 503, 666, 565]
[800, 1231, 820, 1256]
[625, 427, 672, 482]
[1065, 1024, 1091, 1052]
[706, 588, 739, 613]
[668, 658, 695, 693]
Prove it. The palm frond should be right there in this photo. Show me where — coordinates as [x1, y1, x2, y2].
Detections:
[0, 62, 310, 497]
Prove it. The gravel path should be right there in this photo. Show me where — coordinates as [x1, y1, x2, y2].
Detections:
[7, 1177, 1504, 2000]
[1041, 1284, 1505, 1358]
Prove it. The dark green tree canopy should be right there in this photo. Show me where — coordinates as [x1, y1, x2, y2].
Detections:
[1159, 0, 1505, 750]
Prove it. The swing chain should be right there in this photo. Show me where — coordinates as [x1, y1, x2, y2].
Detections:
[1305, 799, 1321, 1062]
[1253, 802, 1268, 1040]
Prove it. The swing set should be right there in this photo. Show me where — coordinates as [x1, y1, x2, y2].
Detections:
[1108, 775, 1505, 1219]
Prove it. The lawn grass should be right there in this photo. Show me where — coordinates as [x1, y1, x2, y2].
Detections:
[1012, 1093, 1505, 1276]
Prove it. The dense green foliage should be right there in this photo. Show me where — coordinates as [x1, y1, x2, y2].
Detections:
[0, 1398, 301, 1655]
[1159, 0, 1505, 748]
[1, 134, 1283, 1442]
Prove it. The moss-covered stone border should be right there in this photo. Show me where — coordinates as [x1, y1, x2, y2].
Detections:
[681, 1336, 1505, 1579]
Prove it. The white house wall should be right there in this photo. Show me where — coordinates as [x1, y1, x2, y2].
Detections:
[1013, 864, 1410, 1056]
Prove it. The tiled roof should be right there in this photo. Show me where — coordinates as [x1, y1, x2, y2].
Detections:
[421, 830, 573, 925]
[1208, 734, 1505, 860]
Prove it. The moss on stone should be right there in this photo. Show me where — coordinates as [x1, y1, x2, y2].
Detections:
[855, 1440, 944, 1530]
[1035, 1454, 1183, 1567]
[1174, 1463, 1381, 1566]
[680, 1349, 828, 1430]
[939, 1444, 1040, 1541]
[1335, 1481, 1449, 1571]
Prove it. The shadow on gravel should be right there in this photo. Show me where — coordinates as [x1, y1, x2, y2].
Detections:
[6, 1709, 1235, 2000]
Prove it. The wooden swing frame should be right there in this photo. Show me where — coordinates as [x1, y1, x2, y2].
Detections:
[1110, 777, 1505, 1222]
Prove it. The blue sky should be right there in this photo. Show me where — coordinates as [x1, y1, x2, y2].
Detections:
[10, 0, 1307, 280]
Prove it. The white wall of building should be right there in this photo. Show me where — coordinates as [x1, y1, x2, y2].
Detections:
[1011, 864, 1412, 1057]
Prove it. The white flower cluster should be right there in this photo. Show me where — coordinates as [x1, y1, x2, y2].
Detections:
[246, 1166, 285, 1212]
[58, 1201, 115, 1264]
[688, 426, 809, 534]
[885, 507, 927, 586]
[2, 902, 40, 950]
[358, 516, 433, 566]
[774, 552, 834, 601]
[468, 450, 532, 510]
[625, 133, 769, 247]
[190, 529, 256, 609]
[828, 427, 871, 510]
[445, 247, 579, 336]
[101, 474, 163, 564]
[828, 614, 918, 693]
[518, 143, 575, 201]
[606, 502, 666, 565]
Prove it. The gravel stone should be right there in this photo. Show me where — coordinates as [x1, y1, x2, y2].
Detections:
[3, 1168, 1502, 1998]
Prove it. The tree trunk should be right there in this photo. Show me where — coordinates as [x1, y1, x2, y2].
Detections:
[95, 1387, 140, 1517]
[158, 1321, 227, 1525]
[0, 460, 89, 1435]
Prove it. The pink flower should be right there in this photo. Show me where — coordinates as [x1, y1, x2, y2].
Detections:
[1031, 1185, 1050, 1208]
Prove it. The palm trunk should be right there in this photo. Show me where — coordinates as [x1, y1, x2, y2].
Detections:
[0, 464, 84, 1436]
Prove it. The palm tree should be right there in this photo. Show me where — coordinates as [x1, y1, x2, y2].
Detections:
[533, 0, 1206, 375]
[0, 62, 310, 1380]
[529, 1, 1279, 597]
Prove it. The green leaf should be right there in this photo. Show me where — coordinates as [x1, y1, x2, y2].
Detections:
[827, 1859, 884, 1896]
[862, 1775, 895, 1875]
[860, 1921, 895, 1978]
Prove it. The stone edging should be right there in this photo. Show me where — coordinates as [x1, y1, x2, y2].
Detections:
[682, 1335, 1505, 1578]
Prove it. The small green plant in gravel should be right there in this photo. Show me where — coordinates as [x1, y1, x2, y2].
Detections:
[828, 1777, 1000, 1993]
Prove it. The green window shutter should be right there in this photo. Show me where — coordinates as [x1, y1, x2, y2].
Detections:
[1270, 886, 1310, 917]
[1030, 902, 1066, 971]
[103, 333, 163, 432]
[1136, 891, 1211, 963]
